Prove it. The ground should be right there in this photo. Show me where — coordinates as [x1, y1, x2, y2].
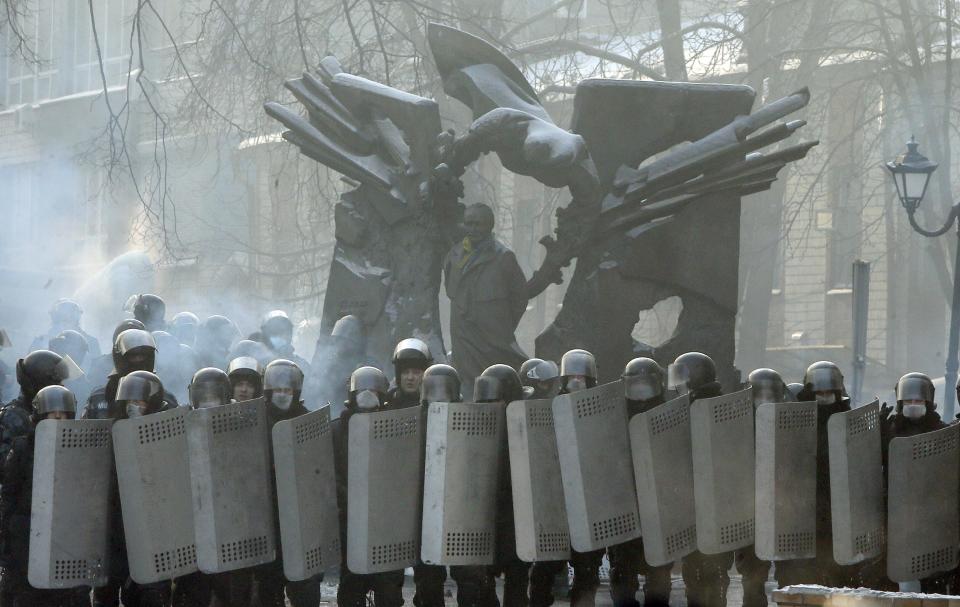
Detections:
[315, 568, 777, 606]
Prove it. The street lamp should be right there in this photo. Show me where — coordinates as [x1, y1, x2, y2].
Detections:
[886, 137, 960, 418]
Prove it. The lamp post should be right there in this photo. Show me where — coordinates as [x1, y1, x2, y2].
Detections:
[885, 137, 959, 417]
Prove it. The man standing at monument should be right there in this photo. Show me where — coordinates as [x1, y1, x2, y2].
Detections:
[443, 203, 528, 396]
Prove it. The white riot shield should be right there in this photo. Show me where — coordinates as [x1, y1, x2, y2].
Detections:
[827, 400, 884, 565]
[690, 388, 755, 554]
[113, 408, 197, 584]
[629, 394, 696, 566]
[421, 402, 504, 565]
[272, 407, 340, 580]
[507, 399, 570, 562]
[187, 397, 276, 573]
[754, 402, 817, 561]
[29, 419, 113, 589]
[347, 406, 424, 574]
[887, 424, 960, 582]
[553, 381, 641, 552]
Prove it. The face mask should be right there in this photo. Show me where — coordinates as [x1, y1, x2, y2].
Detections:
[566, 377, 587, 393]
[196, 398, 222, 409]
[126, 404, 145, 418]
[271, 393, 293, 411]
[269, 336, 289, 350]
[815, 393, 837, 406]
[356, 390, 380, 411]
[902, 403, 927, 420]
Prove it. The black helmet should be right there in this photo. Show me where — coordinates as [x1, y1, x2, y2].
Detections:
[560, 349, 597, 392]
[802, 361, 845, 395]
[349, 366, 389, 411]
[519, 358, 545, 385]
[227, 356, 263, 397]
[671, 352, 717, 394]
[198, 315, 241, 354]
[229, 339, 273, 365]
[189, 367, 231, 409]
[786, 382, 803, 401]
[263, 359, 304, 411]
[169, 312, 199, 346]
[622, 358, 665, 403]
[113, 329, 157, 376]
[748, 368, 786, 405]
[473, 376, 504, 403]
[48, 329, 89, 366]
[421, 364, 462, 404]
[50, 299, 83, 327]
[117, 370, 166, 416]
[113, 319, 146, 344]
[261, 310, 294, 350]
[127, 294, 166, 331]
[32, 385, 77, 418]
[481, 364, 523, 403]
[393, 338, 432, 370]
[16, 350, 78, 402]
[896, 372, 934, 406]
[521, 358, 560, 399]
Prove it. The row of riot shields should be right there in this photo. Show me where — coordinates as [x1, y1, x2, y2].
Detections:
[28, 384, 960, 589]
[29, 398, 340, 589]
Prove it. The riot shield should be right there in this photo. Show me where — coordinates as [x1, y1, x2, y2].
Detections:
[553, 381, 640, 552]
[507, 398, 570, 562]
[421, 402, 505, 565]
[887, 423, 960, 582]
[754, 402, 817, 561]
[827, 400, 884, 565]
[28, 419, 113, 589]
[347, 406, 424, 573]
[113, 408, 197, 584]
[690, 387, 755, 554]
[272, 407, 340, 580]
[187, 397, 276, 573]
[629, 394, 696, 566]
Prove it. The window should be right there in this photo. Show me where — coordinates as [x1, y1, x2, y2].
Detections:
[3, 0, 59, 106]
[72, 0, 134, 94]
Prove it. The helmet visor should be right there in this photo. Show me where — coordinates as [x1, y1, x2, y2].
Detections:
[897, 376, 934, 403]
[807, 367, 843, 393]
[264, 363, 304, 391]
[55, 354, 85, 382]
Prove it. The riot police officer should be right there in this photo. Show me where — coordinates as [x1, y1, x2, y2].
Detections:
[85, 319, 147, 391]
[87, 329, 179, 418]
[777, 361, 855, 588]
[228, 356, 263, 402]
[862, 373, 950, 592]
[530, 349, 605, 607]
[420, 364, 497, 607]
[734, 368, 788, 607]
[96, 371, 173, 607]
[253, 359, 320, 607]
[189, 367, 233, 408]
[169, 311, 200, 348]
[127, 294, 167, 332]
[334, 366, 404, 607]
[29, 298, 101, 358]
[519, 358, 560, 400]
[607, 358, 673, 607]
[0, 350, 78, 468]
[195, 315, 241, 370]
[671, 352, 734, 607]
[260, 310, 311, 373]
[478, 364, 528, 607]
[0, 386, 88, 607]
[388, 338, 433, 409]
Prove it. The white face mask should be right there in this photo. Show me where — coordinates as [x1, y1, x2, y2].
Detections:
[566, 378, 587, 393]
[902, 403, 927, 420]
[355, 390, 380, 411]
[126, 404, 145, 418]
[196, 398, 222, 409]
[271, 393, 293, 411]
[815, 393, 837, 406]
[269, 336, 289, 350]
